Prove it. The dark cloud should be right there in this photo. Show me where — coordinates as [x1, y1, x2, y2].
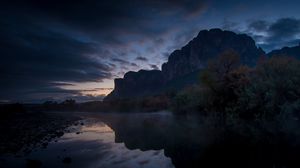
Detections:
[268, 18, 300, 41]
[0, 0, 207, 38]
[130, 63, 139, 68]
[108, 63, 117, 68]
[222, 19, 239, 31]
[248, 20, 269, 32]
[162, 52, 170, 59]
[246, 18, 300, 51]
[111, 58, 139, 68]
[0, 13, 113, 102]
[149, 64, 159, 70]
[2, 85, 80, 103]
[111, 58, 131, 65]
[135, 56, 149, 62]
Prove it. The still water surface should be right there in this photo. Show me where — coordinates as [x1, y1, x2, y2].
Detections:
[2, 112, 300, 168]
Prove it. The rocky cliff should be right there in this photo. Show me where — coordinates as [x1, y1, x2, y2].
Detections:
[162, 29, 265, 81]
[105, 29, 266, 100]
[106, 70, 164, 100]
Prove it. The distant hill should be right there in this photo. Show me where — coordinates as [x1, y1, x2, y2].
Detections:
[267, 43, 300, 58]
[105, 28, 266, 100]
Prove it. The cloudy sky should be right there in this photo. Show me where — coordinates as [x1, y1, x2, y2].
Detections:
[1, 0, 300, 103]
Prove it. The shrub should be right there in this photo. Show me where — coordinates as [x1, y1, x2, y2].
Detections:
[172, 52, 300, 122]
[237, 56, 300, 119]
[172, 86, 206, 114]
[199, 50, 251, 113]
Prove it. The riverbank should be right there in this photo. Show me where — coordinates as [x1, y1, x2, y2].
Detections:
[0, 110, 81, 156]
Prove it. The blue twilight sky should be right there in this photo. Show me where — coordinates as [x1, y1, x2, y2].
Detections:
[1, 0, 300, 103]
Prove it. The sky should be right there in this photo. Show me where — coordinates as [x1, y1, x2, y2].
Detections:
[1, 0, 300, 103]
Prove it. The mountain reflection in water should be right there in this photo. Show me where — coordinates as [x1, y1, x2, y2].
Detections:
[2, 112, 300, 168]
[99, 112, 300, 168]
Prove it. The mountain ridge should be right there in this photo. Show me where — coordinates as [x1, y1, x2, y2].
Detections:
[105, 28, 299, 100]
[267, 43, 300, 58]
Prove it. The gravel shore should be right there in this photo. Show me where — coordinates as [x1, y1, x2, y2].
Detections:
[0, 111, 81, 156]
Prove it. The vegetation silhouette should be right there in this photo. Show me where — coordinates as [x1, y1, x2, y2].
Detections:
[173, 51, 300, 121]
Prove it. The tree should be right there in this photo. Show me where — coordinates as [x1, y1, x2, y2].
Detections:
[207, 49, 240, 81]
[237, 56, 300, 118]
[199, 50, 245, 112]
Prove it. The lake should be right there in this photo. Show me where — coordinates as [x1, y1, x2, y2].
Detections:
[1, 112, 300, 168]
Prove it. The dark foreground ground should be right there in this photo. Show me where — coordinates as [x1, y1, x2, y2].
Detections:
[0, 109, 81, 156]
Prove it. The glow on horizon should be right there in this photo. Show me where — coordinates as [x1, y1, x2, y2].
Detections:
[58, 79, 114, 96]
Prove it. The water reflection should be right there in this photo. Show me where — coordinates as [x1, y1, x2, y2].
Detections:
[1, 114, 174, 168]
[98, 112, 300, 168]
[98, 112, 219, 168]
[2, 112, 300, 168]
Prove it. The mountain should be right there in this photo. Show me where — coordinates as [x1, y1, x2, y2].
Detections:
[105, 70, 164, 100]
[105, 29, 266, 100]
[267, 43, 300, 58]
[162, 28, 265, 81]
